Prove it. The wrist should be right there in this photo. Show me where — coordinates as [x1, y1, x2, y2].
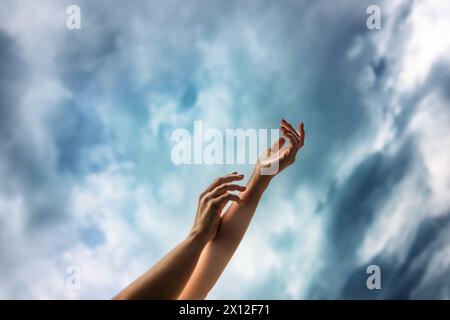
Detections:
[187, 227, 209, 247]
[239, 166, 273, 203]
[250, 165, 274, 189]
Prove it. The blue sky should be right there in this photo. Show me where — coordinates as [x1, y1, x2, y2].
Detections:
[0, 0, 450, 299]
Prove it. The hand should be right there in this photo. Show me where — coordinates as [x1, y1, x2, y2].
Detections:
[190, 172, 246, 242]
[257, 119, 305, 176]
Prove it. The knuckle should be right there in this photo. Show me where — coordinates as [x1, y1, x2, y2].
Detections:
[209, 200, 219, 208]
[221, 183, 232, 191]
[225, 194, 234, 201]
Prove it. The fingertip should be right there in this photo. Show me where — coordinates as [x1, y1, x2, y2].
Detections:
[278, 136, 286, 148]
[299, 122, 305, 136]
[283, 118, 292, 126]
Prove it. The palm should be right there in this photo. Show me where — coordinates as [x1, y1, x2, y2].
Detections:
[257, 120, 305, 176]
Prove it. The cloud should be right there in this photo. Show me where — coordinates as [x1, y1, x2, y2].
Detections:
[0, 0, 449, 299]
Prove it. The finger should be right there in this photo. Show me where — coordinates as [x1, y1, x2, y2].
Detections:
[212, 192, 243, 208]
[281, 126, 300, 147]
[270, 136, 286, 152]
[205, 172, 244, 193]
[281, 119, 301, 140]
[209, 183, 246, 198]
[265, 136, 286, 155]
[281, 123, 301, 146]
[298, 122, 305, 146]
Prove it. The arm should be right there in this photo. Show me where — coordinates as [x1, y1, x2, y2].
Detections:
[179, 119, 306, 299]
[113, 231, 206, 300]
[178, 169, 270, 299]
[113, 173, 246, 300]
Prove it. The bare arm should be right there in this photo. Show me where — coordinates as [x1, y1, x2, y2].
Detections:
[113, 231, 207, 299]
[178, 170, 271, 299]
[179, 119, 305, 299]
[113, 173, 246, 299]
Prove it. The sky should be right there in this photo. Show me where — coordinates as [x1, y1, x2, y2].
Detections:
[0, 0, 449, 299]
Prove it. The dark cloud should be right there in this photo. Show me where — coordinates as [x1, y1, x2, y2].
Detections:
[0, 31, 27, 145]
[0, 30, 41, 193]
[306, 137, 423, 298]
[340, 213, 450, 299]
[244, 0, 383, 189]
[180, 82, 198, 110]
[393, 59, 450, 138]
[328, 140, 416, 256]
[80, 224, 106, 248]
[0, 30, 75, 227]
[58, 29, 120, 93]
[46, 98, 106, 174]
[371, 57, 387, 79]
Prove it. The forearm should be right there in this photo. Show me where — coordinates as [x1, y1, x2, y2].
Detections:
[113, 231, 207, 300]
[179, 168, 272, 299]
[218, 170, 271, 248]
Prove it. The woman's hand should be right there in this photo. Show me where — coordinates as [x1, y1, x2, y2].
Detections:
[190, 172, 246, 242]
[114, 173, 246, 300]
[257, 119, 305, 177]
[179, 119, 305, 299]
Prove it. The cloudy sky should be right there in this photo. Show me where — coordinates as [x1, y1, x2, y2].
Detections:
[0, 0, 449, 299]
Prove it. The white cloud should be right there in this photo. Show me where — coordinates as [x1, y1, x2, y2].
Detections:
[1, 0, 450, 300]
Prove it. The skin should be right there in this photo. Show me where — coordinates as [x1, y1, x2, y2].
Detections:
[179, 119, 305, 299]
[113, 119, 305, 300]
[113, 172, 245, 299]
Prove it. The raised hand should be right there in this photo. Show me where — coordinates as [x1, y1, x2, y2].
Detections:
[115, 120, 305, 300]
[257, 119, 305, 176]
[114, 172, 245, 300]
[190, 172, 246, 242]
[179, 120, 306, 299]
